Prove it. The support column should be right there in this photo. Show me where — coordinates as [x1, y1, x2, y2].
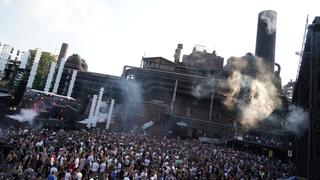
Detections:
[170, 80, 178, 116]
[209, 89, 215, 121]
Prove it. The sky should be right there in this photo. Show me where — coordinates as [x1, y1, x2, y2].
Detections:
[0, 0, 319, 85]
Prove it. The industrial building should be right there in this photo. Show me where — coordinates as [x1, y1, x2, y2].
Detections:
[0, 10, 304, 171]
[0, 10, 291, 140]
[283, 80, 295, 102]
[293, 17, 320, 179]
[55, 43, 234, 138]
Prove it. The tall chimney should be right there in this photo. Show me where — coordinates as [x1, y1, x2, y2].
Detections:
[57, 43, 68, 65]
[174, 44, 183, 63]
[255, 10, 277, 72]
[51, 43, 68, 92]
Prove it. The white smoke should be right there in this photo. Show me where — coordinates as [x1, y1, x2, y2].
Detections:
[118, 79, 143, 129]
[7, 109, 38, 125]
[260, 10, 277, 35]
[192, 78, 215, 98]
[285, 105, 309, 136]
[192, 54, 282, 128]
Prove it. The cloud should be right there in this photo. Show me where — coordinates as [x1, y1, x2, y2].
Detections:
[0, 0, 12, 6]
[23, 0, 110, 36]
[0, 37, 5, 43]
[12, 0, 113, 72]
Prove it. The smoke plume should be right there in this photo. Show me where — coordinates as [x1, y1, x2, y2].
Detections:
[260, 10, 277, 35]
[120, 79, 143, 130]
[193, 54, 282, 128]
[285, 105, 309, 136]
[225, 56, 281, 127]
[192, 77, 215, 98]
[7, 109, 38, 125]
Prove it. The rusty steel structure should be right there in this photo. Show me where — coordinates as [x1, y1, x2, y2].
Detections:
[293, 17, 320, 179]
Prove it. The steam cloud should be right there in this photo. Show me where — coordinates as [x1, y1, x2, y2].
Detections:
[260, 10, 277, 35]
[193, 54, 281, 128]
[285, 105, 309, 136]
[7, 109, 38, 125]
[120, 79, 143, 130]
[192, 77, 215, 98]
[192, 53, 310, 135]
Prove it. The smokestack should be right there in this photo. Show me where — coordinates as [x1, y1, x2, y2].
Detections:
[51, 43, 68, 93]
[26, 48, 41, 88]
[44, 62, 57, 92]
[66, 70, 78, 97]
[174, 44, 183, 63]
[255, 10, 277, 72]
[52, 57, 66, 94]
[57, 43, 68, 65]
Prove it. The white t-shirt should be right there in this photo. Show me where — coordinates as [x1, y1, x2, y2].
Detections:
[65, 172, 72, 180]
[59, 156, 65, 166]
[141, 171, 148, 179]
[117, 163, 122, 172]
[76, 172, 83, 180]
[74, 158, 80, 168]
[151, 174, 158, 180]
[144, 158, 150, 167]
[91, 162, 100, 172]
[100, 162, 106, 172]
[107, 158, 113, 167]
[79, 158, 86, 170]
[50, 167, 58, 174]
[87, 155, 94, 164]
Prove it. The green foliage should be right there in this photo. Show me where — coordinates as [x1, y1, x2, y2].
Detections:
[26, 49, 57, 90]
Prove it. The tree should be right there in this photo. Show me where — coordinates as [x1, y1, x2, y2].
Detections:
[26, 50, 57, 90]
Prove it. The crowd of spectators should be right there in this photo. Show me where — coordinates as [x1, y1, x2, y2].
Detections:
[241, 134, 294, 149]
[0, 128, 295, 179]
